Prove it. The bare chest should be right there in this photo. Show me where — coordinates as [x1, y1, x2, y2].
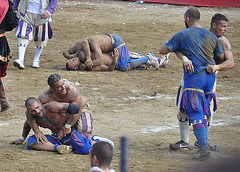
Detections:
[36, 112, 67, 133]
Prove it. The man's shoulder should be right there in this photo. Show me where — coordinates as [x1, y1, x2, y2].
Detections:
[221, 37, 231, 49]
[219, 36, 230, 45]
[38, 89, 53, 103]
[89, 35, 103, 40]
[219, 36, 227, 42]
[66, 84, 78, 92]
[42, 101, 61, 109]
[65, 84, 81, 99]
[39, 89, 50, 95]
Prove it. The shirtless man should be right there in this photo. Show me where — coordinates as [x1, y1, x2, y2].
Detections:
[11, 97, 114, 154]
[66, 49, 119, 71]
[63, 34, 169, 71]
[39, 73, 93, 135]
[11, 73, 93, 145]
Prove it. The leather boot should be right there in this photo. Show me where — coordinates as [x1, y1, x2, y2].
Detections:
[0, 77, 11, 112]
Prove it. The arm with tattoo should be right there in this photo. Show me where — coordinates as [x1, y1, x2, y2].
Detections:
[26, 111, 48, 143]
[81, 39, 93, 68]
[38, 90, 51, 104]
[70, 86, 87, 109]
[208, 39, 234, 73]
[106, 48, 119, 71]
[47, 101, 80, 139]
[217, 39, 234, 70]
[54, 102, 81, 139]
[63, 43, 79, 59]
[89, 40, 104, 67]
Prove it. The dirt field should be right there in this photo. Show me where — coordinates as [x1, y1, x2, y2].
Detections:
[1, 0, 240, 171]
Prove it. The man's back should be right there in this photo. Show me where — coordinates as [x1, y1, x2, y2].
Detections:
[88, 35, 113, 53]
[166, 27, 224, 74]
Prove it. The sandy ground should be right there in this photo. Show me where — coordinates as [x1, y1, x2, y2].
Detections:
[1, 0, 240, 171]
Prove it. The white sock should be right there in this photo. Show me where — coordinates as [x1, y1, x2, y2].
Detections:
[179, 121, 189, 143]
[33, 47, 43, 62]
[18, 46, 26, 63]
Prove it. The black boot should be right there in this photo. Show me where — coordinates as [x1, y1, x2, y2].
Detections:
[193, 148, 211, 160]
[0, 78, 11, 112]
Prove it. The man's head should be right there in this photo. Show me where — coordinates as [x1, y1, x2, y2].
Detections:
[210, 13, 229, 37]
[25, 97, 43, 117]
[48, 73, 67, 95]
[184, 8, 200, 28]
[66, 58, 81, 71]
[90, 141, 113, 169]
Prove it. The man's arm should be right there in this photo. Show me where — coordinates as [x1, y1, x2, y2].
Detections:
[160, 44, 195, 73]
[215, 39, 234, 70]
[90, 49, 119, 71]
[13, 0, 20, 11]
[47, 102, 80, 139]
[26, 111, 48, 143]
[88, 39, 104, 67]
[13, 93, 49, 144]
[207, 39, 233, 73]
[11, 120, 31, 144]
[68, 85, 87, 109]
[46, 0, 58, 15]
[38, 90, 51, 104]
[159, 44, 170, 55]
[58, 87, 86, 138]
[175, 51, 194, 73]
[63, 43, 79, 59]
[106, 48, 118, 71]
[41, 0, 58, 20]
[81, 39, 94, 68]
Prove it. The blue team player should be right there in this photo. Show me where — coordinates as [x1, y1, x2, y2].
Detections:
[159, 8, 224, 160]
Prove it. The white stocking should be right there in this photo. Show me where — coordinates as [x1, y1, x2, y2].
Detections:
[179, 121, 189, 143]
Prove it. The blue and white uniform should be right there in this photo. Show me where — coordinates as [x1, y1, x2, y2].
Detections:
[166, 26, 224, 150]
[166, 27, 224, 124]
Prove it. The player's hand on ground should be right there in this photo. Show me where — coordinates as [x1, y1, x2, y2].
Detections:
[35, 131, 48, 144]
[10, 139, 24, 145]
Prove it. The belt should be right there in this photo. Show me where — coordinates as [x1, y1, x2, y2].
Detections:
[0, 33, 5, 37]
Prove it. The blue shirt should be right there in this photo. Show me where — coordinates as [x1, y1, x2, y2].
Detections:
[166, 27, 224, 78]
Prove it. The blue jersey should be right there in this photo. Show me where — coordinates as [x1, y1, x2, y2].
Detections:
[107, 34, 131, 71]
[166, 27, 224, 78]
